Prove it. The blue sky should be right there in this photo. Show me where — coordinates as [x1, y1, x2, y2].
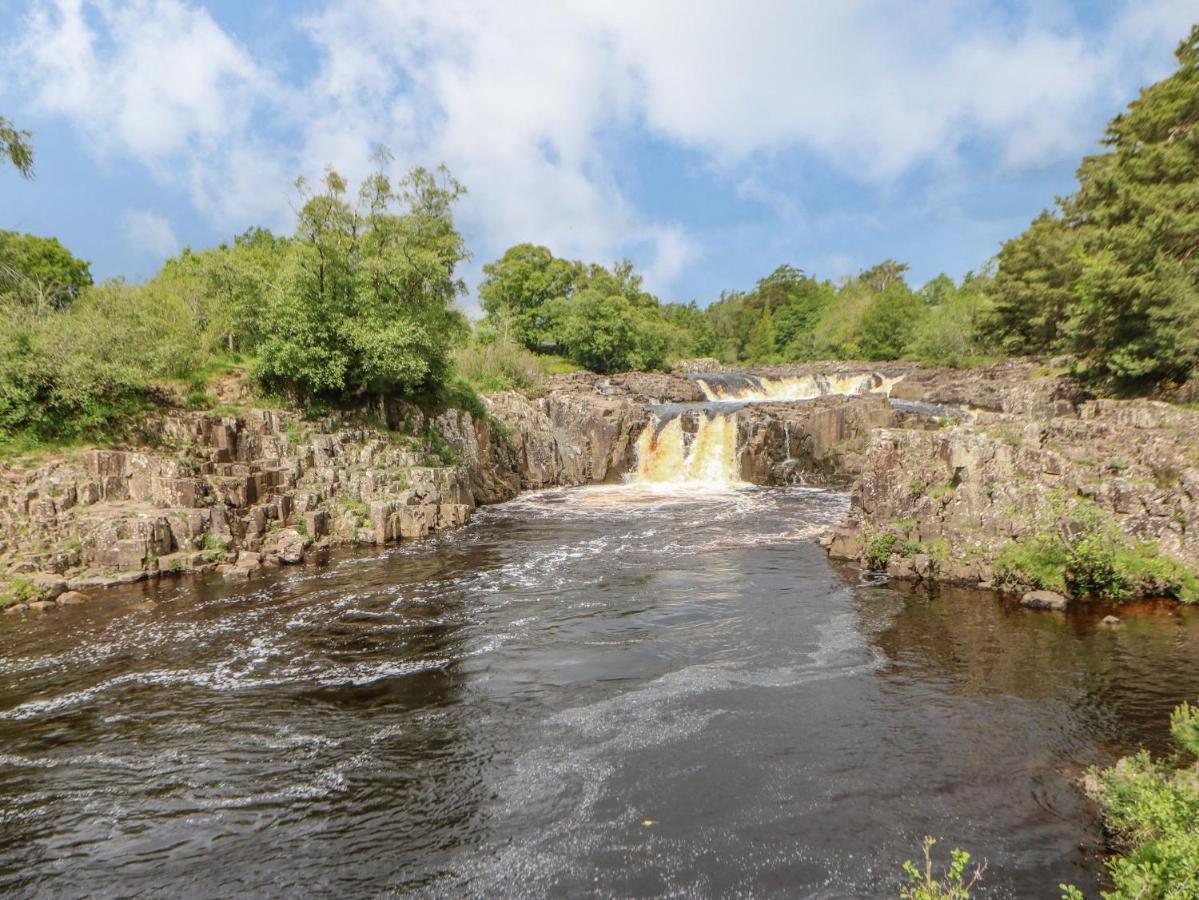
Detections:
[1, 1, 1195, 313]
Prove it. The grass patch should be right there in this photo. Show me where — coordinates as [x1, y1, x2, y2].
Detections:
[0, 576, 40, 607]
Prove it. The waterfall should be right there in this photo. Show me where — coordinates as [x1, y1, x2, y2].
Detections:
[692, 372, 903, 402]
[632, 409, 743, 486]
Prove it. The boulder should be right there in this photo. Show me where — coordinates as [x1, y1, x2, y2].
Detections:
[1101, 614, 1121, 626]
[1021, 590, 1069, 611]
[274, 528, 310, 564]
[58, 591, 89, 605]
[31, 573, 67, 599]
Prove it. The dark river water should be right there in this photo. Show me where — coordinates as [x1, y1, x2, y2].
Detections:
[2, 485, 1199, 898]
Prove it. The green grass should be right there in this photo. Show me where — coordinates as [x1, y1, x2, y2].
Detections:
[0, 576, 40, 607]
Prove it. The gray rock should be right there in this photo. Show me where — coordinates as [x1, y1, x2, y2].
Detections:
[31, 573, 67, 599]
[58, 591, 89, 605]
[1021, 590, 1069, 611]
[274, 528, 310, 564]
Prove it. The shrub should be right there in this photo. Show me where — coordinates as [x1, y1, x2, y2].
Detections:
[899, 836, 985, 899]
[865, 532, 897, 570]
[994, 502, 1199, 602]
[1086, 700, 1199, 898]
[453, 334, 545, 393]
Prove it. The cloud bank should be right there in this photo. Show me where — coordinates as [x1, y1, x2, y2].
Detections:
[5, 0, 1195, 302]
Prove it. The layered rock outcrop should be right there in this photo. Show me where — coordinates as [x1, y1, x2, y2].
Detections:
[8, 359, 1199, 612]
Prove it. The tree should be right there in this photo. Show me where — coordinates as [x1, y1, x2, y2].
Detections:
[0, 231, 93, 312]
[478, 243, 581, 349]
[552, 287, 669, 373]
[858, 281, 926, 360]
[860, 259, 910, 293]
[1059, 25, 1199, 385]
[256, 161, 470, 401]
[156, 227, 290, 354]
[0, 116, 33, 179]
[984, 24, 1199, 387]
[985, 211, 1085, 355]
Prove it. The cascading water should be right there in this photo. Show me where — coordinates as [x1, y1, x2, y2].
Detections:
[632, 408, 743, 486]
[691, 371, 904, 402]
[631, 371, 906, 486]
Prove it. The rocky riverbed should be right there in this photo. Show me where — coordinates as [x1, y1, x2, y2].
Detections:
[5, 360, 1199, 612]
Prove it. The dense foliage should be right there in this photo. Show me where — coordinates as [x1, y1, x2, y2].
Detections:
[478, 244, 709, 372]
[255, 165, 469, 400]
[994, 501, 1199, 602]
[480, 246, 994, 372]
[984, 25, 1199, 390]
[0, 159, 472, 448]
[1087, 699, 1199, 898]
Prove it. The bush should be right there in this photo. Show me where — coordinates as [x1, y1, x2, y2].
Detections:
[995, 502, 1199, 602]
[865, 532, 897, 570]
[255, 165, 469, 401]
[1087, 700, 1199, 898]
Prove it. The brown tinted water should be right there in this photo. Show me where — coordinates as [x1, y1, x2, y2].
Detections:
[1, 485, 1197, 898]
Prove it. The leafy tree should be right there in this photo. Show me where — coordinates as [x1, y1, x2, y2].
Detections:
[660, 300, 717, 358]
[909, 271, 994, 367]
[478, 243, 582, 349]
[858, 280, 926, 360]
[0, 116, 33, 179]
[860, 259, 911, 293]
[155, 227, 289, 354]
[551, 287, 668, 373]
[0, 231, 92, 311]
[256, 161, 470, 401]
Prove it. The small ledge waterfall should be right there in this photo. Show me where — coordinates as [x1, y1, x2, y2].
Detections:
[631, 371, 902, 486]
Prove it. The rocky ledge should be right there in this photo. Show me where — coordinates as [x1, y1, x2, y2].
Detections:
[0, 385, 653, 613]
[6, 360, 1199, 613]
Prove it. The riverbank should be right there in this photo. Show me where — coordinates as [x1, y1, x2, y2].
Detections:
[6, 359, 1199, 613]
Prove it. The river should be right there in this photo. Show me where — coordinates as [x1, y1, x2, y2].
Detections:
[2, 481, 1198, 897]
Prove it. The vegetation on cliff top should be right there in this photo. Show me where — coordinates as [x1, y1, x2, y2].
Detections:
[2, 24, 1198, 451]
[479, 25, 1199, 388]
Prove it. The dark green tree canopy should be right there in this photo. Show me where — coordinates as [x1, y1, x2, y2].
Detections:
[984, 24, 1199, 387]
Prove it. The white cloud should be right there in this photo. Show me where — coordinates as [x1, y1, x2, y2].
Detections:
[7, 0, 1195, 298]
[123, 209, 179, 258]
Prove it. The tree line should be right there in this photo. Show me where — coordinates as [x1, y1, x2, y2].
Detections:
[2, 24, 1197, 449]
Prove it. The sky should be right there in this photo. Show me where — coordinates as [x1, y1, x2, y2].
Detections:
[1, 0, 1195, 315]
